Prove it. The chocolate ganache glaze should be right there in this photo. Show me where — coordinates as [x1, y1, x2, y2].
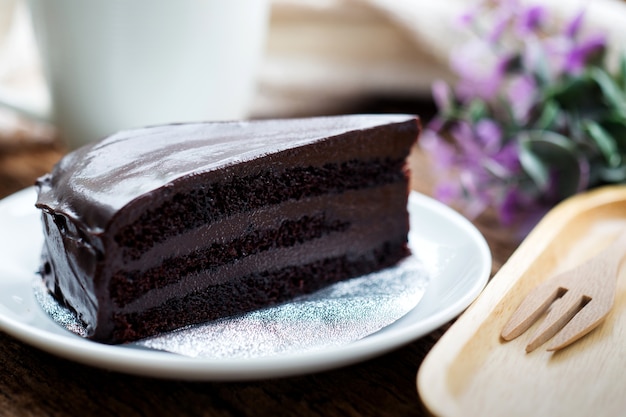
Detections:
[36, 114, 420, 343]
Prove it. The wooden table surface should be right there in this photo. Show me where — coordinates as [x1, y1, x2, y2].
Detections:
[0, 111, 519, 417]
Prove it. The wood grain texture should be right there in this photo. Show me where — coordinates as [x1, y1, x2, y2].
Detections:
[418, 186, 626, 417]
[502, 228, 626, 352]
[0, 119, 516, 417]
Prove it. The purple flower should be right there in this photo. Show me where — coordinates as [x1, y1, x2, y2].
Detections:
[426, 116, 445, 133]
[425, 1, 616, 234]
[475, 119, 502, 153]
[562, 34, 606, 74]
[564, 10, 586, 38]
[499, 188, 524, 225]
[458, 9, 477, 28]
[506, 74, 537, 122]
[450, 121, 479, 157]
[498, 186, 545, 228]
[434, 181, 460, 204]
[487, 12, 510, 44]
[492, 141, 521, 174]
[452, 45, 512, 101]
[541, 8, 606, 77]
[516, 5, 547, 36]
[432, 80, 454, 113]
[420, 130, 456, 170]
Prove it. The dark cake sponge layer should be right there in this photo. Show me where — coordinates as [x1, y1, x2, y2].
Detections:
[111, 240, 408, 343]
[110, 183, 410, 312]
[115, 155, 406, 259]
[110, 212, 351, 306]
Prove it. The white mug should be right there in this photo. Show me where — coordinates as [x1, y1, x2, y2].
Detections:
[2, 0, 270, 149]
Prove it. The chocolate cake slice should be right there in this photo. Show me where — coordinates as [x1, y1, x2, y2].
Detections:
[35, 114, 420, 344]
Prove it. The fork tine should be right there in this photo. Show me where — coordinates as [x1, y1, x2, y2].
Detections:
[502, 229, 625, 353]
[525, 290, 587, 352]
[546, 299, 612, 351]
[501, 283, 563, 341]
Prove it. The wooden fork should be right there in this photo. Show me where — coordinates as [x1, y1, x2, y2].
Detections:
[501, 229, 626, 352]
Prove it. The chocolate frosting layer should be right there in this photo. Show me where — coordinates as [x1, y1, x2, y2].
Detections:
[36, 114, 418, 233]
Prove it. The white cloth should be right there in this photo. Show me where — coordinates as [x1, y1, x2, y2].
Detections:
[1, 0, 626, 125]
[252, 0, 626, 117]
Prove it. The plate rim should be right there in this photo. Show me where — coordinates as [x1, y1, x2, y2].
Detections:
[0, 187, 491, 380]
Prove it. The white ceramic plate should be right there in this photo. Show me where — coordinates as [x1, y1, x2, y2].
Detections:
[0, 187, 490, 381]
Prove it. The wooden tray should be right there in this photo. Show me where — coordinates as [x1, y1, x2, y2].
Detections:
[417, 185, 626, 417]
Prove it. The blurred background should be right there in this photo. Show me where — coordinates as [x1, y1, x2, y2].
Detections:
[1, 0, 625, 199]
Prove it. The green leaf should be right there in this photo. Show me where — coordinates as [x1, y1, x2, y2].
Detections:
[590, 67, 626, 117]
[518, 131, 582, 200]
[536, 100, 560, 130]
[466, 99, 488, 123]
[544, 76, 591, 103]
[583, 120, 622, 167]
[598, 165, 626, 182]
[519, 141, 550, 190]
[617, 51, 626, 91]
[543, 75, 605, 120]
[596, 114, 626, 151]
